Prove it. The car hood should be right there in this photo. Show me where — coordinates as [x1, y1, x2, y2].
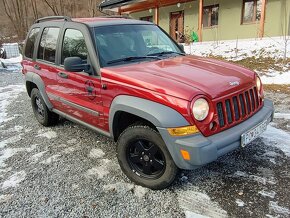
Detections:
[102, 55, 256, 100]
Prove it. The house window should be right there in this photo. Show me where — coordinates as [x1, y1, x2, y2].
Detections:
[242, 0, 262, 24]
[140, 16, 153, 22]
[202, 5, 219, 27]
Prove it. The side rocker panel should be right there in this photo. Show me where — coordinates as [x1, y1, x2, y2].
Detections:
[25, 71, 53, 110]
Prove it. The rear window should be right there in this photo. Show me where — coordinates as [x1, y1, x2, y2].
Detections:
[37, 27, 60, 63]
[24, 28, 40, 59]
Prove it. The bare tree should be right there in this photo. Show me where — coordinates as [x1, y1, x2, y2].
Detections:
[1, 0, 29, 39]
[281, 0, 290, 62]
[88, 0, 98, 17]
[31, 0, 39, 20]
[42, 0, 78, 17]
[43, 0, 60, 15]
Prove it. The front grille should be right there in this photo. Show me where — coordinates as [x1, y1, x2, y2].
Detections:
[216, 86, 261, 129]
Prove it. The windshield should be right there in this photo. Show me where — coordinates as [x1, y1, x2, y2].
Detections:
[93, 24, 183, 67]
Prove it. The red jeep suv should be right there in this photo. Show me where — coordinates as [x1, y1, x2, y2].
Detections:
[22, 16, 274, 189]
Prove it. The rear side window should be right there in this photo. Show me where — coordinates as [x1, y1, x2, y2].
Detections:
[62, 29, 88, 64]
[38, 27, 60, 63]
[25, 28, 40, 59]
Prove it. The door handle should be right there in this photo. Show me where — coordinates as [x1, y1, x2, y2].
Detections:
[58, 72, 68, 79]
[34, 64, 41, 70]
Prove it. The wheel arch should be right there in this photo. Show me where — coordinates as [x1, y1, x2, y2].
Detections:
[109, 95, 189, 141]
[25, 71, 53, 110]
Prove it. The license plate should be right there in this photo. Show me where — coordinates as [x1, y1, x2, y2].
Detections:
[241, 119, 268, 147]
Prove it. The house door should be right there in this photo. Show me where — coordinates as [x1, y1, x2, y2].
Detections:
[170, 11, 184, 41]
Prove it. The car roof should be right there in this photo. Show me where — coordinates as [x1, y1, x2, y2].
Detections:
[73, 17, 152, 27]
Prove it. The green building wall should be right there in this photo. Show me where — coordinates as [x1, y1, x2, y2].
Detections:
[131, 0, 290, 41]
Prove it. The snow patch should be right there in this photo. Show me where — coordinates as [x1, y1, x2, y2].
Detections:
[232, 171, 276, 185]
[62, 147, 76, 154]
[259, 190, 276, 199]
[2, 170, 26, 189]
[0, 134, 22, 149]
[67, 138, 77, 144]
[37, 131, 57, 139]
[269, 201, 290, 216]
[0, 194, 13, 203]
[133, 185, 149, 198]
[235, 199, 245, 207]
[103, 182, 134, 193]
[30, 151, 48, 164]
[0, 85, 25, 124]
[184, 37, 290, 61]
[261, 126, 290, 157]
[88, 148, 105, 159]
[274, 113, 290, 120]
[260, 71, 290, 85]
[184, 211, 210, 218]
[85, 159, 111, 179]
[178, 190, 228, 218]
[0, 144, 37, 167]
[40, 154, 61, 164]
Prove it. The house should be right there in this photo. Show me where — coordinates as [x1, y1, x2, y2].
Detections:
[99, 0, 290, 42]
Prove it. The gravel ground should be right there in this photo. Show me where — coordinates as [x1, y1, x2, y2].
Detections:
[0, 70, 290, 218]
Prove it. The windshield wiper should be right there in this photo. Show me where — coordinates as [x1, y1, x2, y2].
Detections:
[107, 56, 161, 65]
[148, 51, 186, 57]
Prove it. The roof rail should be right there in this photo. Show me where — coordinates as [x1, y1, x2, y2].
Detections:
[35, 16, 72, 23]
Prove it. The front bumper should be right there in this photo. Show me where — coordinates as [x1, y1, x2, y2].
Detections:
[157, 99, 274, 170]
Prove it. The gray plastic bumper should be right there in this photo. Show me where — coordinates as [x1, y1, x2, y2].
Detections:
[157, 99, 274, 170]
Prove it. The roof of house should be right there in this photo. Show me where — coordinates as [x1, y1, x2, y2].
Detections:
[99, 0, 139, 10]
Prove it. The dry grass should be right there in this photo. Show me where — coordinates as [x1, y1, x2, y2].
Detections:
[263, 84, 290, 95]
[207, 54, 290, 74]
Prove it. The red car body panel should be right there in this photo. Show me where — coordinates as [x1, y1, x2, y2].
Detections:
[23, 53, 263, 137]
[98, 55, 263, 136]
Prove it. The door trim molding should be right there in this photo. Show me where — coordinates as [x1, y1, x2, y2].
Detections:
[52, 109, 111, 137]
[47, 93, 100, 117]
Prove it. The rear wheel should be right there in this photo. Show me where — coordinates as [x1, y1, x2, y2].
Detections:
[31, 88, 59, 126]
[117, 125, 178, 190]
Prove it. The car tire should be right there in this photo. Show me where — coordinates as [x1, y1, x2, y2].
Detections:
[31, 88, 59, 126]
[117, 124, 178, 190]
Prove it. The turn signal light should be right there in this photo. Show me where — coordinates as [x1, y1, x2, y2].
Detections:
[180, 150, 190, 160]
[167, 125, 199, 136]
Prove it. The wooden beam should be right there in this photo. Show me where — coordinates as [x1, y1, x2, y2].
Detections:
[121, 0, 194, 13]
[198, 0, 203, 42]
[259, 0, 266, 38]
[154, 7, 159, 25]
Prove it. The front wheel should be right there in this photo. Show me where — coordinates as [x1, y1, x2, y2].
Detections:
[117, 125, 178, 190]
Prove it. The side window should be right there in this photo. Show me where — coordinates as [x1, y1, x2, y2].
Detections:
[62, 29, 88, 64]
[37, 27, 60, 63]
[24, 28, 40, 59]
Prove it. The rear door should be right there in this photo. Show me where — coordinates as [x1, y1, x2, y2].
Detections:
[34, 23, 63, 100]
[52, 23, 105, 130]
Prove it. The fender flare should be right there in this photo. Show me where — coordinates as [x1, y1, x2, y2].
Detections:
[109, 95, 190, 137]
[25, 71, 53, 110]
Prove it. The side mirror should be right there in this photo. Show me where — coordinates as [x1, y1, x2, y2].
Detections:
[64, 57, 90, 73]
[178, 43, 185, 53]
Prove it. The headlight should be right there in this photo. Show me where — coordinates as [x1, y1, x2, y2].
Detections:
[256, 76, 261, 92]
[192, 98, 209, 121]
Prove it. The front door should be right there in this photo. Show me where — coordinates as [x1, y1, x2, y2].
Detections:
[170, 11, 184, 42]
[54, 27, 104, 129]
